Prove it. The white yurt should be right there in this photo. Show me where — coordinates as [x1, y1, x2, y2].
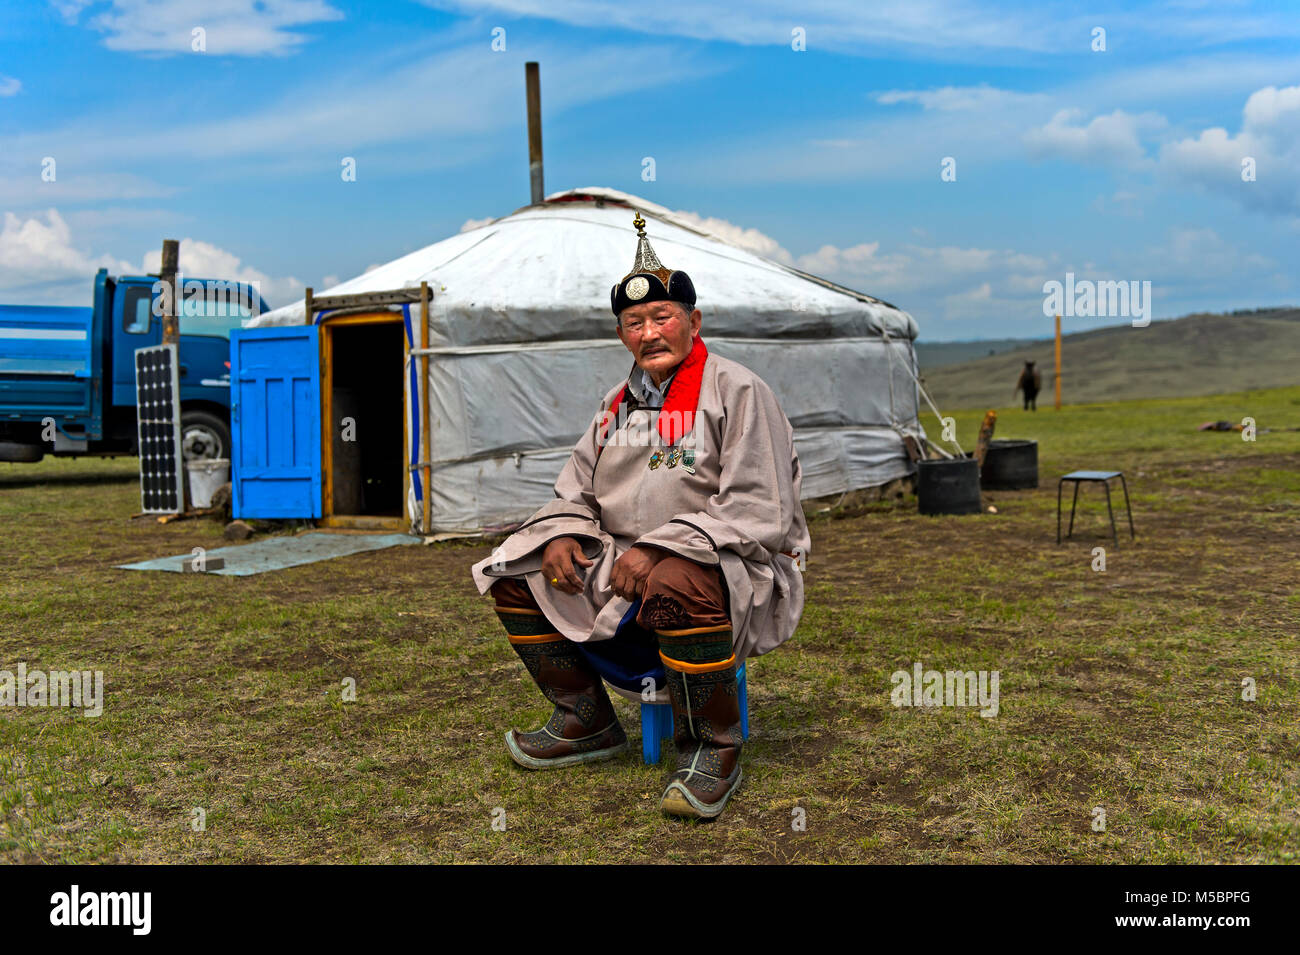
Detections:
[242, 187, 925, 535]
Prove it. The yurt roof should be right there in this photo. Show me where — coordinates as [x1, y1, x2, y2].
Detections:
[250, 187, 918, 346]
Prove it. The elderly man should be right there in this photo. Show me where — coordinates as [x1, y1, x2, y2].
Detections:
[470, 213, 809, 820]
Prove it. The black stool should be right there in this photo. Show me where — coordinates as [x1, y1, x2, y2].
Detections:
[1057, 470, 1135, 545]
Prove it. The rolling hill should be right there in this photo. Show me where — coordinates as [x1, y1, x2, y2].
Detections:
[914, 337, 1047, 368]
[917, 307, 1300, 410]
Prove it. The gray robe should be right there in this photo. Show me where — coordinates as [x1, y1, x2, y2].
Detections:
[470, 351, 810, 663]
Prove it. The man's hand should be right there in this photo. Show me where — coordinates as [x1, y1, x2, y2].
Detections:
[610, 545, 666, 601]
[541, 537, 594, 595]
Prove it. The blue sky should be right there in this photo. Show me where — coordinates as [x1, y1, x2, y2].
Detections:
[1, 0, 1298, 340]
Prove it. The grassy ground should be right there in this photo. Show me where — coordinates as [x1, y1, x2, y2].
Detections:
[1, 386, 1297, 863]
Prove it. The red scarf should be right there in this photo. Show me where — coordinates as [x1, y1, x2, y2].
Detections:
[602, 335, 708, 448]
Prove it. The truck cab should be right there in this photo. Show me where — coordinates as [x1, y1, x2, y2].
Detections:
[0, 268, 270, 463]
[105, 271, 265, 460]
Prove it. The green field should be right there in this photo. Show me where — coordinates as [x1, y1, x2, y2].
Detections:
[1, 386, 1297, 863]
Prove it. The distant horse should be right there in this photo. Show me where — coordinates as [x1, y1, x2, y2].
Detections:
[1015, 361, 1042, 410]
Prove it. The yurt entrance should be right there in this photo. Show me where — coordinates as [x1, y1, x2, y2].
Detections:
[320, 314, 407, 530]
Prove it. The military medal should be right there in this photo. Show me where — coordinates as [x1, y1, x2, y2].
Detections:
[681, 449, 696, 474]
[666, 448, 682, 468]
[647, 449, 665, 469]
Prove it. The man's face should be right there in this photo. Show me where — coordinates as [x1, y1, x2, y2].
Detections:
[616, 300, 702, 384]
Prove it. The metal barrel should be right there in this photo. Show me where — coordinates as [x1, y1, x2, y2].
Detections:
[917, 457, 982, 515]
[980, 439, 1039, 490]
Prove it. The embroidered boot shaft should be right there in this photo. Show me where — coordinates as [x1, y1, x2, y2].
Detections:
[656, 625, 743, 819]
[498, 606, 627, 769]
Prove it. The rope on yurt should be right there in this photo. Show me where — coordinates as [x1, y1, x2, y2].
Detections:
[882, 323, 962, 460]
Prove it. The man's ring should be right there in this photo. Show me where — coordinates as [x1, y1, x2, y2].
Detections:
[550, 577, 559, 587]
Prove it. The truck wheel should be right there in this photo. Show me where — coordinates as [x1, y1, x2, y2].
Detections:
[0, 441, 44, 463]
[180, 410, 231, 462]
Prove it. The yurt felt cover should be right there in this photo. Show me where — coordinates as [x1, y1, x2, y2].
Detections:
[249, 188, 926, 534]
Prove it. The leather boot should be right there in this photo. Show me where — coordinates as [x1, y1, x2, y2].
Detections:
[497, 605, 626, 769]
[656, 626, 743, 819]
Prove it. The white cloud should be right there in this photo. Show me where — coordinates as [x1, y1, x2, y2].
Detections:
[0, 171, 176, 207]
[68, 0, 343, 57]
[943, 282, 992, 307]
[585, 201, 1045, 315]
[1081, 53, 1300, 110]
[0, 210, 304, 306]
[670, 210, 794, 263]
[49, 1, 91, 22]
[875, 85, 1045, 112]
[1159, 84, 1300, 215]
[667, 49, 1300, 189]
[460, 217, 496, 232]
[0, 76, 20, 97]
[416, 1, 1300, 57]
[1024, 108, 1166, 167]
[795, 242, 909, 285]
[0, 40, 725, 202]
[1004, 272, 1053, 294]
[785, 239, 1059, 325]
[1242, 83, 1300, 127]
[138, 238, 304, 307]
[0, 208, 129, 274]
[418, 0, 1061, 54]
[0, 209, 133, 303]
[1147, 226, 1274, 280]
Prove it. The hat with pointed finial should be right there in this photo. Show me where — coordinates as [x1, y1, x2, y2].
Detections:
[610, 212, 696, 317]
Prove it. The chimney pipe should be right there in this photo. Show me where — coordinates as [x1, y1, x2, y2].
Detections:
[525, 62, 544, 205]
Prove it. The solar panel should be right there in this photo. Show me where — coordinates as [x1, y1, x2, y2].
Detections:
[134, 343, 185, 514]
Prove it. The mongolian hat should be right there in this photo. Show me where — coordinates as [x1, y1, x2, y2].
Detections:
[610, 213, 696, 317]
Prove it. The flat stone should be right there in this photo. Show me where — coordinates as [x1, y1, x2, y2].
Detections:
[224, 519, 254, 541]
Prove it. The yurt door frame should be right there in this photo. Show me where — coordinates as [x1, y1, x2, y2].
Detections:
[319, 312, 409, 531]
[300, 284, 430, 535]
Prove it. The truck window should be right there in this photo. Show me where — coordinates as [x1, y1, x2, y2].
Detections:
[123, 287, 152, 334]
[180, 287, 257, 339]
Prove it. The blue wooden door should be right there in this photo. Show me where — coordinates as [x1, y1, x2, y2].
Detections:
[230, 326, 321, 518]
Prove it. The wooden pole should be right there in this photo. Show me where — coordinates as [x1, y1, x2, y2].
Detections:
[158, 238, 183, 509]
[975, 410, 997, 467]
[526, 62, 544, 205]
[160, 239, 179, 345]
[1054, 312, 1062, 410]
[420, 281, 431, 536]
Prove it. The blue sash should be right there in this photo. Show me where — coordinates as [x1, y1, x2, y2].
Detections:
[575, 599, 666, 695]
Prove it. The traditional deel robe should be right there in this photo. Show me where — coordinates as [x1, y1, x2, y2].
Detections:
[470, 335, 810, 665]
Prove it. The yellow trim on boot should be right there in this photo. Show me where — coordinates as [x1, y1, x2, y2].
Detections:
[659, 651, 737, 673]
[654, 624, 733, 637]
[506, 631, 565, 645]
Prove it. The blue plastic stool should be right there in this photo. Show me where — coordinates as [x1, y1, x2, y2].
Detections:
[639, 662, 748, 765]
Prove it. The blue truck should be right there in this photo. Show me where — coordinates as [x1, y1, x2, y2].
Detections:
[0, 268, 269, 464]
